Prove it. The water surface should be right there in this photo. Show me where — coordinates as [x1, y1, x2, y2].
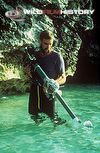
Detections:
[0, 85, 100, 153]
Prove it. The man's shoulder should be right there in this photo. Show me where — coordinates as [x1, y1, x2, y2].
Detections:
[51, 51, 62, 59]
[52, 51, 60, 56]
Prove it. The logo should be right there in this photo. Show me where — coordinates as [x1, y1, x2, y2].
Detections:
[5, 6, 25, 21]
[5, 5, 95, 22]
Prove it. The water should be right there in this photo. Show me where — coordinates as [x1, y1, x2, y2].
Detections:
[0, 85, 100, 153]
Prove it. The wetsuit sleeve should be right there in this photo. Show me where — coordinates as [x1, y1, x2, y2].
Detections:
[55, 53, 65, 77]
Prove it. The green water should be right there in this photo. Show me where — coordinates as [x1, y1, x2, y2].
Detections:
[0, 85, 100, 153]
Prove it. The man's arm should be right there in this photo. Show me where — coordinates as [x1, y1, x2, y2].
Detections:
[24, 65, 32, 78]
[56, 73, 66, 85]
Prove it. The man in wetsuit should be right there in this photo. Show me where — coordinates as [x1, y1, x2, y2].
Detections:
[28, 30, 66, 124]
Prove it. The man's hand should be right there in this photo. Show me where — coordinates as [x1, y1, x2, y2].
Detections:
[43, 78, 59, 94]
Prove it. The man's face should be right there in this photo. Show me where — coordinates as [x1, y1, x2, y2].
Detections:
[41, 38, 53, 53]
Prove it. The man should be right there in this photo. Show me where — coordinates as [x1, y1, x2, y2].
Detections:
[28, 30, 66, 124]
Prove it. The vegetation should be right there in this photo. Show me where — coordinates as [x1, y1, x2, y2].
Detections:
[1, 0, 99, 94]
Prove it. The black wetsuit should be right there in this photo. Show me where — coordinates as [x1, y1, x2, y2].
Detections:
[28, 51, 65, 119]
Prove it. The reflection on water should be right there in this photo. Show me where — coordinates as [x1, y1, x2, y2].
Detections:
[0, 85, 100, 153]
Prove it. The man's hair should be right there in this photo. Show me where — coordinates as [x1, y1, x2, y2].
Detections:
[40, 30, 54, 41]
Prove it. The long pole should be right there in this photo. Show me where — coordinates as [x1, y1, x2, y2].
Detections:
[55, 92, 81, 123]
